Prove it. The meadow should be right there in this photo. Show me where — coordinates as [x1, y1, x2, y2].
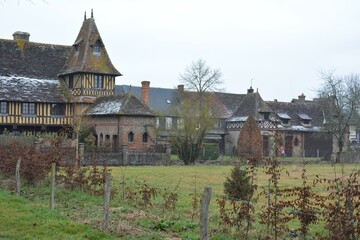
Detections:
[1, 162, 359, 239]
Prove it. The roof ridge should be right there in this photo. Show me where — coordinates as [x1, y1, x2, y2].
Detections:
[0, 38, 71, 48]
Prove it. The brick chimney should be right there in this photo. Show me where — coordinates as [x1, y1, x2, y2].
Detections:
[298, 93, 306, 102]
[141, 81, 150, 106]
[247, 86, 254, 94]
[13, 31, 30, 42]
[177, 84, 184, 93]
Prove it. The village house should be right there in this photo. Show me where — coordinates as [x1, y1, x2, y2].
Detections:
[0, 11, 348, 160]
[0, 11, 157, 153]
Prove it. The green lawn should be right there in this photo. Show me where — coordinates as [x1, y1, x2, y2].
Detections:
[1, 162, 359, 239]
[0, 190, 115, 240]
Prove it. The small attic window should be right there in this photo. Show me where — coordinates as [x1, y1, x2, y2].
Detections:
[261, 112, 270, 120]
[74, 45, 79, 55]
[93, 40, 101, 56]
[298, 113, 312, 126]
[278, 113, 291, 125]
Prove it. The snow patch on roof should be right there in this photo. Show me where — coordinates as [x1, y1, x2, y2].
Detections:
[227, 116, 248, 122]
[277, 124, 320, 132]
[89, 100, 122, 115]
[278, 113, 291, 119]
[0, 75, 65, 102]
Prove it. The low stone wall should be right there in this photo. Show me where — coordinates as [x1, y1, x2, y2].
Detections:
[83, 151, 171, 166]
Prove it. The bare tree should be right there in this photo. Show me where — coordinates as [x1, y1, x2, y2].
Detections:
[318, 71, 360, 163]
[169, 60, 223, 164]
[170, 97, 216, 165]
[179, 59, 223, 95]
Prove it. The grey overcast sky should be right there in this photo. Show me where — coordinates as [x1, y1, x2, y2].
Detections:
[1, 0, 360, 102]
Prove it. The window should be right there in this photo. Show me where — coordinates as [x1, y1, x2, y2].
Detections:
[128, 131, 134, 142]
[157, 117, 166, 129]
[22, 103, 36, 115]
[0, 102, 8, 114]
[93, 40, 101, 55]
[51, 104, 65, 116]
[166, 117, 172, 129]
[68, 75, 74, 89]
[281, 119, 290, 125]
[142, 132, 148, 143]
[94, 75, 103, 89]
[263, 112, 270, 120]
[74, 45, 79, 55]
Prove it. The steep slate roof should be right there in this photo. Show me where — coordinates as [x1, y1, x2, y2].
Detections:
[0, 76, 66, 103]
[0, 38, 70, 79]
[266, 100, 326, 129]
[59, 17, 121, 76]
[214, 92, 246, 114]
[115, 85, 179, 114]
[88, 94, 154, 116]
[229, 91, 271, 120]
[181, 91, 233, 119]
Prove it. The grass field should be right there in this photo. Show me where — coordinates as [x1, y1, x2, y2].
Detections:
[1, 162, 359, 239]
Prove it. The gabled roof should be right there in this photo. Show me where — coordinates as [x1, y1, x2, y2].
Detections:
[231, 91, 271, 120]
[88, 94, 154, 116]
[0, 38, 70, 79]
[115, 85, 179, 114]
[214, 92, 246, 114]
[181, 91, 233, 119]
[0, 75, 67, 103]
[58, 17, 121, 76]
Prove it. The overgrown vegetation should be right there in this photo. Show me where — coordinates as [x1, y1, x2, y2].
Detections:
[1, 135, 360, 239]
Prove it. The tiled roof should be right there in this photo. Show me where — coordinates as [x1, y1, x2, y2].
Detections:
[214, 92, 246, 114]
[0, 39, 70, 79]
[0, 75, 66, 103]
[88, 94, 154, 116]
[59, 17, 121, 76]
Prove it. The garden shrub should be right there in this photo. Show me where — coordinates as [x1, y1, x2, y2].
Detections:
[203, 143, 219, 160]
[223, 164, 253, 200]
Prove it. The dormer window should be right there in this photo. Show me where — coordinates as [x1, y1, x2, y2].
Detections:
[278, 113, 291, 125]
[73, 39, 82, 56]
[261, 112, 270, 120]
[74, 45, 79, 55]
[298, 113, 312, 126]
[93, 40, 101, 56]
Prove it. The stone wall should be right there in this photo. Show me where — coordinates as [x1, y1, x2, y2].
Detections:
[83, 150, 171, 166]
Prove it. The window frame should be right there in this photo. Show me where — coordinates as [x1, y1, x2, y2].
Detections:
[94, 75, 104, 89]
[51, 103, 66, 118]
[22, 102, 36, 116]
[0, 102, 8, 115]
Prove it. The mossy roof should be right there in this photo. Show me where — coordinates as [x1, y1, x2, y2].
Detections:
[58, 17, 121, 77]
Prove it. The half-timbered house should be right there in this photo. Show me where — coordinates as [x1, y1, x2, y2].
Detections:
[0, 11, 157, 153]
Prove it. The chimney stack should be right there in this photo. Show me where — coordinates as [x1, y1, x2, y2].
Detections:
[177, 84, 184, 93]
[247, 86, 254, 94]
[13, 31, 30, 42]
[298, 93, 306, 102]
[141, 81, 150, 106]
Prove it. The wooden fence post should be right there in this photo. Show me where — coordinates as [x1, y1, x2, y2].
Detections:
[50, 163, 56, 210]
[103, 172, 111, 230]
[16, 158, 21, 196]
[267, 179, 271, 233]
[200, 187, 212, 240]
